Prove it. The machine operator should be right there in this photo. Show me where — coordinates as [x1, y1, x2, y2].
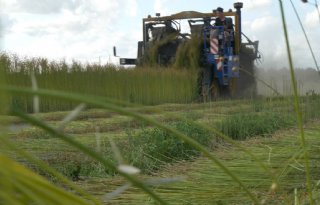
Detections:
[214, 7, 233, 31]
[214, 7, 235, 53]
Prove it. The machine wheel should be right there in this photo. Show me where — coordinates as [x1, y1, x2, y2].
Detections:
[210, 79, 220, 99]
[202, 83, 210, 102]
[200, 66, 213, 102]
[228, 78, 238, 97]
[201, 79, 220, 102]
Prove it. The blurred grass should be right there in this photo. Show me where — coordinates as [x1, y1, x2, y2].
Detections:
[1, 2, 319, 203]
[1, 52, 101, 205]
[279, 0, 313, 203]
[0, 155, 95, 205]
[80, 121, 320, 204]
[1, 85, 320, 204]
[127, 121, 212, 173]
[219, 112, 296, 140]
[5, 95, 320, 179]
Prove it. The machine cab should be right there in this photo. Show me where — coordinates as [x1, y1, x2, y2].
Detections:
[202, 26, 240, 86]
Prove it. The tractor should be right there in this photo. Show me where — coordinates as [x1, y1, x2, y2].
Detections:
[114, 2, 260, 100]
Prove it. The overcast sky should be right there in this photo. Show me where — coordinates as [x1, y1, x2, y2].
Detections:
[1, 0, 319, 69]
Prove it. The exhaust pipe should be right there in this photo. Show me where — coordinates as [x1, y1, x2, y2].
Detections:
[234, 2, 243, 44]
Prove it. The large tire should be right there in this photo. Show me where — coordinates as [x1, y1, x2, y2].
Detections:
[201, 66, 214, 102]
[210, 78, 220, 99]
[228, 78, 238, 98]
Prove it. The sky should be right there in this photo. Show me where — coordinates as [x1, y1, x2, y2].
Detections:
[1, 0, 320, 69]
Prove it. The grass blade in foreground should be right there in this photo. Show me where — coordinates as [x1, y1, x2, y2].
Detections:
[289, 0, 320, 75]
[278, 0, 313, 204]
[5, 87, 261, 204]
[0, 136, 101, 205]
[10, 107, 169, 205]
[163, 113, 275, 180]
[0, 155, 90, 205]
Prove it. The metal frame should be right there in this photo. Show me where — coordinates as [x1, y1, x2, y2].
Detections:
[142, 10, 241, 55]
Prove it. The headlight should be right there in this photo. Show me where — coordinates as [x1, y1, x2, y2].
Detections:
[232, 66, 239, 72]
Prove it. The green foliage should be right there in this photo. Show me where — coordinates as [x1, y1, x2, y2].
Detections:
[303, 91, 320, 121]
[115, 124, 320, 204]
[173, 36, 203, 70]
[127, 121, 212, 173]
[1, 1, 319, 201]
[278, 1, 313, 203]
[0, 54, 9, 115]
[2, 54, 197, 112]
[219, 112, 296, 140]
[10, 106, 168, 204]
[0, 155, 93, 205]
[49, 152, 116, 179]
[251, 100, 265, 112]
[3, 87, 319, 204]
[16, 127, 51, 139]
[142, 33, 178, 66]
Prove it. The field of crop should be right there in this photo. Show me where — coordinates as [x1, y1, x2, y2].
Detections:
[82, 121, 320, 204]
[1, 54, 198, 112]
[1, 1, 320, 204]
[1, 51, 320, 204]
[1, 49, 320, 204]
[1, 89, 320, 204]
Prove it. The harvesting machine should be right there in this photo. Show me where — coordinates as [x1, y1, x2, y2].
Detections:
[114, 2, 260, 99]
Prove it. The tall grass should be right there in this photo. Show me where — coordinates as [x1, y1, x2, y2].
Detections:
[219, 112, 295, 140]
[4, 87, 263, 203]
[289, 0, 319, 74]
[127, 121, 212, 173]
[0, 2, 319, 204]
[1, 54, 102, 205]
[279, 0, 313, 203]
[2, 53, 197, 112]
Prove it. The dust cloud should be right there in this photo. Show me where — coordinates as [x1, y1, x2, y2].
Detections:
[255, 67, 320, 96]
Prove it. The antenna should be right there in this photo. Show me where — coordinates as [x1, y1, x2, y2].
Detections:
[113, 46, 119, 57]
